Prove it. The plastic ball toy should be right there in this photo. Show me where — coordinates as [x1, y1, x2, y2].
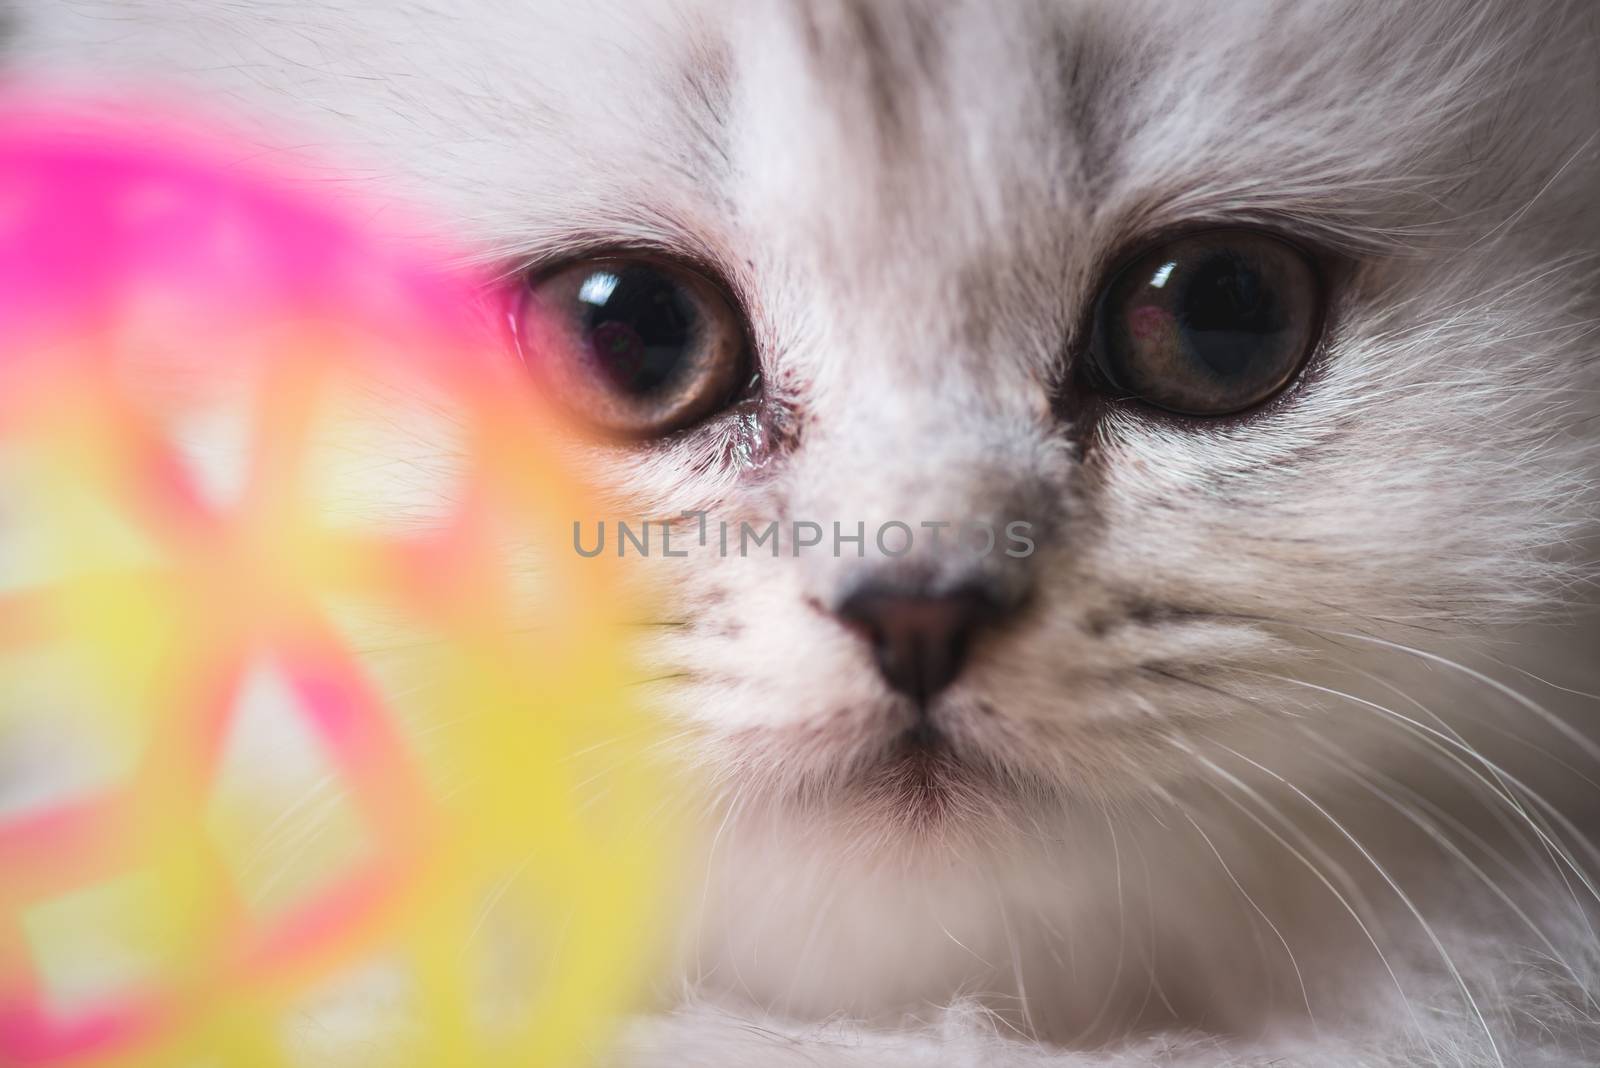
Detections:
[0, 96, 681, 1068]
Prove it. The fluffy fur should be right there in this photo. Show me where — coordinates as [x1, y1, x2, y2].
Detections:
[10, 1, 1600, 1064]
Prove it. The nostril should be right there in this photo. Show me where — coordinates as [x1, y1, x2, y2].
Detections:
[835, 586, 1001, 705]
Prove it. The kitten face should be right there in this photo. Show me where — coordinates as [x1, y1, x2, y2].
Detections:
[547, 0, 1600, 843]
[18, 0, 1599, 837]
[14, 0, 1600, 1046]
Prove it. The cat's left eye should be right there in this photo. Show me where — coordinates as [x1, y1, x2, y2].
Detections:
[513, 256, 749, 439]
[1084, 230, 1324, 417]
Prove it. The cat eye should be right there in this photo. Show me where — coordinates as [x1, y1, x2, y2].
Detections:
[514, 256, 749, 438]
[1085, 230, 1323, 416]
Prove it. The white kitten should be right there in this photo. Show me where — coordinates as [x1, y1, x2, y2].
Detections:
[11, 1, 1600, 1065]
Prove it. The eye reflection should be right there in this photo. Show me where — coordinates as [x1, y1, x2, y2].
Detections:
[577, 271, 620, 305]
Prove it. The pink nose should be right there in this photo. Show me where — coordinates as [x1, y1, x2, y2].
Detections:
[835, 585, 1005, 704]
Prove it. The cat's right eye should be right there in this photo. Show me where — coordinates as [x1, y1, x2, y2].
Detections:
[513, 256, 750, 439]
[1084, 229, 1324, 417]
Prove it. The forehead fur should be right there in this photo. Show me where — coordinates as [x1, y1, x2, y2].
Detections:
[735, 0, 1598, 275]
[19, 1, 1598, 253]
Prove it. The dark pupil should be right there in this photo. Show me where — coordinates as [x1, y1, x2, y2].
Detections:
[1178, 253, 1284, 378]
[577, 267, 699, 395]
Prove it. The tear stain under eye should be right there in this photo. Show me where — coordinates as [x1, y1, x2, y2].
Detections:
[724, 404, 765, 469]
[719, 392, 802, 475]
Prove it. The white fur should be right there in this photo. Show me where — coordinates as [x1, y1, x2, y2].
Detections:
[9, 1, 1600, 1065]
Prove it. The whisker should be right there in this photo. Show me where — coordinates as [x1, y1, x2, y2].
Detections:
[1182, 809, 1318, 1030]
[1298, 725, 1599, 1015]
[1182, 745, 1434, 1057]
[990, 875, 1037, 1041]
[1129, 834, 1183, 1025]
[1300, 626, 1600, 766]
[1070, 814, 1128, 1045]
[1250, 668, 1600, 910]
[1339, 661, 1600, 947]
[1212, 740, 1506, 1068]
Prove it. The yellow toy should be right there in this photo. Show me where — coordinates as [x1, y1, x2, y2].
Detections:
[0, 97, 680, 1068]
